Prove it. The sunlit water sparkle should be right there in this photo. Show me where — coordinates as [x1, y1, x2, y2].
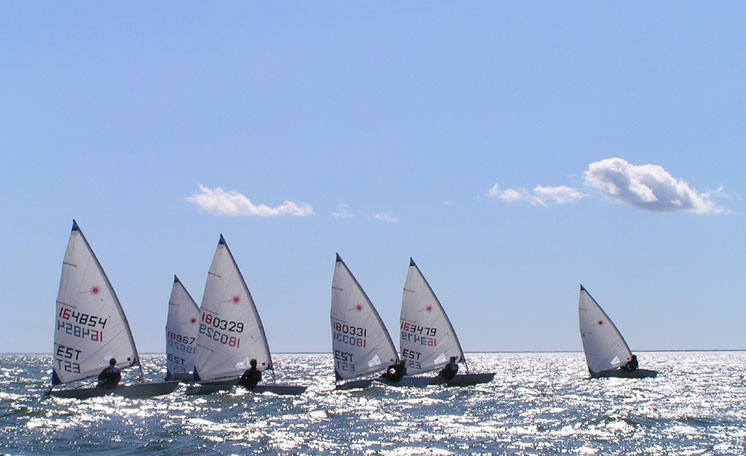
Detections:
[1, 352, 745, 454]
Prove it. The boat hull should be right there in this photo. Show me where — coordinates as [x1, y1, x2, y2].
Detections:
[335, 379, 375, 390]
[165, 373, 194, 383]
[185, 381, 307, 396]
[48, 381, 179, 400]
[376, 372, 495, 388]
[591, 368, 658, 379]
[376, 376, 432, 388]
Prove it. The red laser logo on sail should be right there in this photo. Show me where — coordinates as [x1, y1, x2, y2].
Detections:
[356, 304, 363, 311]
[81, 285, 101, 295]
[224, 295, 241, 305]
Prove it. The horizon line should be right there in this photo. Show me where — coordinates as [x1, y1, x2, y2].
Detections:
[4, 349, 746, 356]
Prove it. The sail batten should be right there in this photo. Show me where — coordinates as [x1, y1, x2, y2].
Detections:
[331, 254, 398, 382]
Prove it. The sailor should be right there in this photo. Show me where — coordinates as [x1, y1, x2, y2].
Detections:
[97, 358, 122, 388]
[381, 359, 407, 382]
[239, 358, 262, 388]
[623, 354, 638, 372]
[439, 356, 459, 381]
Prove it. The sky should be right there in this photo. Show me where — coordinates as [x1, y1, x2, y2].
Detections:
[2, 2, 746, 355]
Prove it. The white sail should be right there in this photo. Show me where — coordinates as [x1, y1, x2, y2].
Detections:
[400, 258, 465, 375]
[578, 285, 633, 375]
[165, 275, 200, 379]
[331, 254, 398, 381]
[193, 235, 272, 383]
[52, 220, 139, 385]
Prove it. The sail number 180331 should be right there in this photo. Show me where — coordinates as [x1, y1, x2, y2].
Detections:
[332, 321, 367, 348]
[333, 322, 366, 337]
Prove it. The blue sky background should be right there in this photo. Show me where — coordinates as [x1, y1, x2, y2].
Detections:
[2, 3, 745, 354]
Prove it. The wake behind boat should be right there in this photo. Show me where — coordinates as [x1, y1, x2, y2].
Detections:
[395, 258, 495, 387]
[187, 235, 307, 396]
[48, 220, 178, 399]
[578, 284, 658, 379]
[331, 254, 400, 390]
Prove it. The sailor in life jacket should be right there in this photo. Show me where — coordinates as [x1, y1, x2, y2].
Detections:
[439, 356, 459, 380]
[98, 358, 122, 388]
[239, 358, 262, 388]
[623, 354, 638, 372]
[381, 359, 407, 382]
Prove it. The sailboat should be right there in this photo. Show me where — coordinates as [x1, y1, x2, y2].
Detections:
[578, 284, 657, 379]
[165, 275, 200, 381]
[48, 220, 179, 399]
[331, 254, 399, 390]
[395, 258, 495, 387]
[186, 235, 307, 395]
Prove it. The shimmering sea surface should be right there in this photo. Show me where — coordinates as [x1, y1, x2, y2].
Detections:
[2, 352, 745, 455]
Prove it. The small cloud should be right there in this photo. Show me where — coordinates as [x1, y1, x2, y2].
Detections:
[488, 184, 583, 207]
[374, 213, 398, 223]
[534, 185, 585, 205]
[332, 203, 354, 218]
[442, 200, 455, 206]
[584, 158, 728, 215]
[187, 185, 313, 217]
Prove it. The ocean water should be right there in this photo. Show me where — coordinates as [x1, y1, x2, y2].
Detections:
[1, 352, 745, 455]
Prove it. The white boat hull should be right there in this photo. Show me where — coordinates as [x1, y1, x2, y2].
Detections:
[48, 381, 179, 400]
[591, 368, 658, 379]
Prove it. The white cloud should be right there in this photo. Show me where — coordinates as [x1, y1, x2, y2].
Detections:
[488, 184, 584, 207]
[187, 185, 313, 217]
[332, 203, 354, 218]
[374, 213, 398, 223]
[584, 158, 728, 215]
